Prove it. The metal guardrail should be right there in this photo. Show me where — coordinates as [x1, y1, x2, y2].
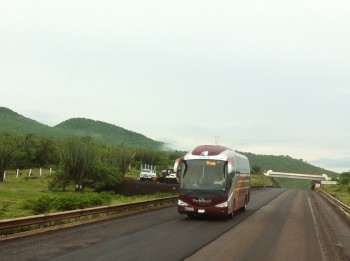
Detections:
[0, 196, 178, 232]
[318, 189, 350, 216]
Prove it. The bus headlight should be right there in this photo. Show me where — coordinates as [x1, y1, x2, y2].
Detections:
[215, 201, 228, 208]
[178, 199, 189, 206]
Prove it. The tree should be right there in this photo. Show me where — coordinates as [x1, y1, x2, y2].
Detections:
[14, 134, 59, 168]
[51, 137, 98, 191]
[103, 146, 136, 177]
[31, 136, 59, 167]
[251, 165, 262, 174]
[0, 133, 24, 182]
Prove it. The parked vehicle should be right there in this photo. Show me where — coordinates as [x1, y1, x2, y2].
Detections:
[157, 169, 179, 183]
[165, 173, 179, 183]
[139, 169, 157, 181]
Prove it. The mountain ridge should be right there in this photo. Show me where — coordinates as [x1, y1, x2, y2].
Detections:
[0, 107, 163, 149]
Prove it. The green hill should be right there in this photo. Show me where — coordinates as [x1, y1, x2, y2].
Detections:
[242, 152, 337, 177]
[54, 118, 163, 149]
[242, 152, 339, 189]
[0, 107, 163, 149]
[0, 107, 55, 136]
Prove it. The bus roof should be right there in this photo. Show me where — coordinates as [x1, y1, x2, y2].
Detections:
[191, 145, 232, 156]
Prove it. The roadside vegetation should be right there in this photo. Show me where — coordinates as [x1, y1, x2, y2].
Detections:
[321, 172, 350, 206]
[0, 132, 181, 220]
[0, 173, 176, 220]
[250, 172, 276, 187]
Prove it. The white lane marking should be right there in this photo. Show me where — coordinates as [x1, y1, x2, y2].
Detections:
[308, 195, 326, 261]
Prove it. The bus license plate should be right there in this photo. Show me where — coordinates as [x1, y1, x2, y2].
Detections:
[198, 209, 205, 214]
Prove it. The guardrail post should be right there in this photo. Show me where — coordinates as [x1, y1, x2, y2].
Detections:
[16, 169, 19, 178]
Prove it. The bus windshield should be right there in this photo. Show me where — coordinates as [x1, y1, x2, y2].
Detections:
[180, 159, 227, 192]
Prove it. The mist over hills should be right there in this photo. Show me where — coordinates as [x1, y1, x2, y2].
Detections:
[0, 106, 339, 177]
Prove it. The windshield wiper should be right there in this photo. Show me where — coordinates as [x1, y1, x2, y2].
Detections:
[181, 189, 202, 196]
[181, 189, 223, 197]
[202, 190, 224, 197]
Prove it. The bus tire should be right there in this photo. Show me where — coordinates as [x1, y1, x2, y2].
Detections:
[242, 202, 247, 212]
[242, 196, 247, 212]
[228, 201, 236, 219]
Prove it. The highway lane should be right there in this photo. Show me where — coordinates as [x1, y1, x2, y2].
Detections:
[187, 189, 350, 261]
[1, 188, 349, 261]
[0, 188, 285, 260]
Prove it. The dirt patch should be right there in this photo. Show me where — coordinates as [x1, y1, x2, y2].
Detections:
[115, 179, 179, 196]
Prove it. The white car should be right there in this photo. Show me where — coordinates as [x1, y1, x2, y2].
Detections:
[167, 173, 177, 179]
[165, 173, 179, 183]
[139, 169, 157, 181]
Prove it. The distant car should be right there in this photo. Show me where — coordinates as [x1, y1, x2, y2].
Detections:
[139, 169, 157, 181]
[167, 173, 177, 179]
[165, 172, 179, 183]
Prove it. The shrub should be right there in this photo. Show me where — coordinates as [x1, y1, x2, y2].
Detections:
[52, 195, 79, 211]
[339, 177, 350, 185]
[29, 196, 54, 214]
[26, 192, 113, 213]
[51, 192, 112, 211]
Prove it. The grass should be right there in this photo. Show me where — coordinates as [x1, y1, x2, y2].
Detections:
[273, 177, 312, 190]
[124, 168, 141, 180]
[250, 173, 276, 187]
[0, 170, 176, 220]
[321, 184, 350, 206]
[0, 175, 51, 219]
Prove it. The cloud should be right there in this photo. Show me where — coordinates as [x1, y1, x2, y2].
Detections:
[309, 157, 350, 173]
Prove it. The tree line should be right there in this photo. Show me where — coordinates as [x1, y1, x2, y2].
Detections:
[0, 132, 183, 190]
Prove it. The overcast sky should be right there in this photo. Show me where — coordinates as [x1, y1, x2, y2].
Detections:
[1, 0, 349, 173]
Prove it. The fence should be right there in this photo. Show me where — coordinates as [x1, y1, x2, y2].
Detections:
[2, 168, 53, 180]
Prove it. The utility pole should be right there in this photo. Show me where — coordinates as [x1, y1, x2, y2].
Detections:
[214, 136, 220, 145]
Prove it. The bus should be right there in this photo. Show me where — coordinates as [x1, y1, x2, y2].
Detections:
[174, 145, 250, 218]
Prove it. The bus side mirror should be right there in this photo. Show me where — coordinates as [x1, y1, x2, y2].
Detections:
[227, 160, 234, 174]
[173, 157, 183, 172]
[228, 164, 233, 174]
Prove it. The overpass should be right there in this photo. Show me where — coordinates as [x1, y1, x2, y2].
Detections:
[263, 170, 331, 181]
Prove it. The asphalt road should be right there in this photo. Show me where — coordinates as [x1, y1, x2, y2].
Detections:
[187, 189, 350, 261]
[1, 188, 349, 261]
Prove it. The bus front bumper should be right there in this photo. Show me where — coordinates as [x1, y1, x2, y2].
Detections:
[178, 205, 229, 217]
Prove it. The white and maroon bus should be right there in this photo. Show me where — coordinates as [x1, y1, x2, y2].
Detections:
[174, 145, 250, 218]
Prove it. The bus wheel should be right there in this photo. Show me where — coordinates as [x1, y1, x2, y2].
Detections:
[228, 201, 236, 219]
[242, 202, 247, 212]
[242, 196, 248, 212]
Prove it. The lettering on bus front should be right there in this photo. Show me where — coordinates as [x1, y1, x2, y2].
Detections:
[193, 198, 212, 204]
